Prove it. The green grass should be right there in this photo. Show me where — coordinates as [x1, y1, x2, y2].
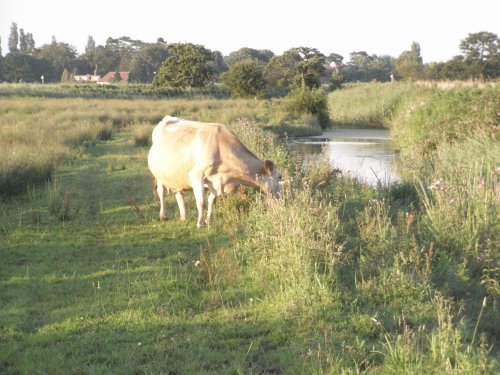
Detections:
[328, 82, 415, 128]
[0, 96, 320, 198]
[1, 84, 499, 373]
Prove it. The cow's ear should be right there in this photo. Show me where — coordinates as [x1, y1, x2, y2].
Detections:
[264, 160, 274, 174]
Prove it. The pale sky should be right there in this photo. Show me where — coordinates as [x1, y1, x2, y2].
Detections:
[1, 0, 498, 63]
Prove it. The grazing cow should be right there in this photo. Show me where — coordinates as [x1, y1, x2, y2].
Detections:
[148, 116, 282, 227]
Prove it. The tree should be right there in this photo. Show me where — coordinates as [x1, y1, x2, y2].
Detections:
[264, 47, 325, 89]
[129, 43, 170, 83]
[459, 31, 499, 79]
[224, 48, 274, 66]
[60, 68, 70, 83]
[92, 45, 120, 76]
[2, 53, 56, 82]
[395, 42, 424, 80]
[210, 51, 228, 76]
[19, 28, 27, 54]
[153, 43, 214, 88]
[36, 42, 77, 78]
[221, 59, 266, 98]
[8, 22, 19, 53]
[25, 33, 35, 54]
[85, 36, 96, 58]
[111, 70, 122, 83]
[328, 70, 344, 90]
[326, 53, 344, 66]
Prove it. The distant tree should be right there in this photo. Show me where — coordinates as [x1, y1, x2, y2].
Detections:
[19, 28, 27, 54]
[326, 53, 344, 66]
[153, 43, 214, 88]
[111, 70, 122, 83]
[129, 43, 170, 83]
[0, 38, 3, 81]
[85, 36, 96, 58]
[328, 70, 344, 90]
[8, 22, 19, 53]
[25, 33, 35, 54]
[103, 36, 144, 72]
[210, 50, 228, 76]
[221, 59, 266, 98]
[60, 68, 70, 83]
[341, 51, 395, 82]
[36, 42, 77, 78]
[71, 57, 93, 75]
[2, 53, 57, 82]
[292, 47, 326, 88]
[459, 31, 499, 79]
[224, 48, 274, 66]
[395, 42, 424, 80]
[264, 53, 299, 88]
[92, 45, 120, 76]
[424, 57, 468, 80]
[264, 47, 325, 89]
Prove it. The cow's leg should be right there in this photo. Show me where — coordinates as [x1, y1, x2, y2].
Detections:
[156, 182, 167, 221]
[175, 192, 187, 220]
[189, 171, 206, 227]
[206, 190, 217, 224]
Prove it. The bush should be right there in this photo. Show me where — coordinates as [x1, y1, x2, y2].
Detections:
[220, 59, 266, 99]
[284, 85, 330, 129]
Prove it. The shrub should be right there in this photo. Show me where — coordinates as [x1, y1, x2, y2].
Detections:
[284, 85, 330, 129]
[220, 59, 266, 99]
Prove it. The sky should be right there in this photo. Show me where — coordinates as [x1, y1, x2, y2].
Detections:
[0, 0, 499, 63]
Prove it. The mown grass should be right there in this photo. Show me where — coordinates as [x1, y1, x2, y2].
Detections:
[1, 83, 499, 373]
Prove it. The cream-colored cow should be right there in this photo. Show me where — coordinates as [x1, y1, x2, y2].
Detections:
[148, 116, 282, 227]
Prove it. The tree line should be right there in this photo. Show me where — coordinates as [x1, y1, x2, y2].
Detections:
[0, 22, 498, 95]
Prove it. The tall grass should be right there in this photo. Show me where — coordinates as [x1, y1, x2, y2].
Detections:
[0, 95, 320, 197]
[328, 82, 414, 128]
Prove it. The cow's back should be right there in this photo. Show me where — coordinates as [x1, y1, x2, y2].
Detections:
[148, 120, 248, 192]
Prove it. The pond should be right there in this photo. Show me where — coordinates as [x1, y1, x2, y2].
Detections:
[289, 128, 400, 186]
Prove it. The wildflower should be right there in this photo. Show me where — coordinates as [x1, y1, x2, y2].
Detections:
[194, 260, 201, 268]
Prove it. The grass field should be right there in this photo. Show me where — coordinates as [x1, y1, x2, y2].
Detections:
[1, 83, 498, 374]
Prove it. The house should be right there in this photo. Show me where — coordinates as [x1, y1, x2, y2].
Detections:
[98, 71, 130, 84]
[73, 74, 100, 83]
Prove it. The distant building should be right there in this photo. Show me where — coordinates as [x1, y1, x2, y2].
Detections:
[98, 71, 130, 84]
[73, 74, 100, 83]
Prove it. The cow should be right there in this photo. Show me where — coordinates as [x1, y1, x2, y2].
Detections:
[147, 116, 282, 227]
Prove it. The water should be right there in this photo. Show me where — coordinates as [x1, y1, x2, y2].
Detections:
[290, 128, 399, 186]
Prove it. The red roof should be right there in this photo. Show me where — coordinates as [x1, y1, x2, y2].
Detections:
[99, 71, 129, 83]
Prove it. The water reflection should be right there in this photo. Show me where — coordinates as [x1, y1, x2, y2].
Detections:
[290, 128, 399, 186]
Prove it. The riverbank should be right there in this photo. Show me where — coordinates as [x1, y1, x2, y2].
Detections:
[0, 84, 498, 373]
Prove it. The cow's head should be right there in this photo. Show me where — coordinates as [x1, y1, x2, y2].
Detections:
[261, 160, 282, 197]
